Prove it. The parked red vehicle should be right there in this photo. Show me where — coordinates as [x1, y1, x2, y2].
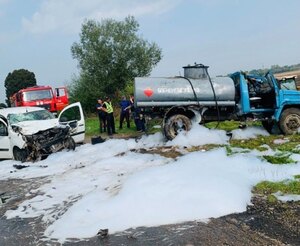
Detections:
[11, 86, 69, 114]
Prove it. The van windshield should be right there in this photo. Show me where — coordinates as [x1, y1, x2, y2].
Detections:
[8, 110, 55, 124]
[23, 89, 53, 101]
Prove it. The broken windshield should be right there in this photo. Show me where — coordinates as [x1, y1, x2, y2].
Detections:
[8, 110, 55, 125]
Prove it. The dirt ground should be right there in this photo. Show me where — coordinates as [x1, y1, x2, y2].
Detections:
[0, 176, 299, 246]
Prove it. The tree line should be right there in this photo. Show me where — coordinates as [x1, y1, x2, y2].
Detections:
[248, 63, 300, 76]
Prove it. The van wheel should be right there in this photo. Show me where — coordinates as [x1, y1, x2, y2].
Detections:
[13, 147, 28, 162]
[164, 114, 192, 140]
[279, 108, 300, 135]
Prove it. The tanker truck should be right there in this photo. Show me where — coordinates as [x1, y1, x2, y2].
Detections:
[134, 64, 300, 140]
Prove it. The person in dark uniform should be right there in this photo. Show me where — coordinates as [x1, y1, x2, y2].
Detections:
[96, 98, 107, 133]
[128, 95, 138, 130]
[134, 106, 145, 132]
[125, 94, 145, 132]
[103, 97, 116, 136]
[119, 96, 131, 129]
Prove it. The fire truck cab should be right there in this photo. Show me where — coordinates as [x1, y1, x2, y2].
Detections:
[11, 86, 69, 114]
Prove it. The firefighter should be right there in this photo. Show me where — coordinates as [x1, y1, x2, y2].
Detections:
[103, 97, 116, 136]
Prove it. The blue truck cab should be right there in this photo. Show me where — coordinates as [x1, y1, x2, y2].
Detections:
[231, 71, 300, 134]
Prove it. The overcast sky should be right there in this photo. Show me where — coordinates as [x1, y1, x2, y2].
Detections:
[1, 0, 300, 104]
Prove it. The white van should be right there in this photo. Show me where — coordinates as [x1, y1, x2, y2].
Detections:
[0, 102, 85, 162]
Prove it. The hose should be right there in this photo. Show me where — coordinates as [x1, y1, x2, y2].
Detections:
[179, 65, 220, 128]
[178, 76, 201, 109]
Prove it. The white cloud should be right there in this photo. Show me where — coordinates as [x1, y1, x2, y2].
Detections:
[22, 0, 182, 34]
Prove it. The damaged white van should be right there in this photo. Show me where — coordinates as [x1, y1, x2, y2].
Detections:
[0, 102, 85, 162]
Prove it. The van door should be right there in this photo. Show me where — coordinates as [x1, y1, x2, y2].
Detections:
[55, 87, 69, 111]
[58, 102, 85, 143]
[0, 119, 12, 159]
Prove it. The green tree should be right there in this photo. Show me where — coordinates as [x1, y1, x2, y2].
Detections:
[4, 69, 37, 106]
[70, 16, 162, 113]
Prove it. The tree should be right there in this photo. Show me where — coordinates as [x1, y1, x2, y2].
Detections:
[4, 69, 37, 106]
[70, 16, 162, 113]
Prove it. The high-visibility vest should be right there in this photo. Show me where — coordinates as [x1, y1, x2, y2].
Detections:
[104, 102, 113, 114]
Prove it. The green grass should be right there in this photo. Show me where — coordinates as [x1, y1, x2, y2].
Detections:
[262, 154, 296, 164]
[85, 116, 161, 137]
[205, 120, 242, 131]
[267, 194, 278, 203]
[205, 120, 261, 131]
[230, 134, 300, 153]
[253, 180, 300, 195]
[225, 146, 251, 156]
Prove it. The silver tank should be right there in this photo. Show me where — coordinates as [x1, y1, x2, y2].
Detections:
[134, 76, 236, 107]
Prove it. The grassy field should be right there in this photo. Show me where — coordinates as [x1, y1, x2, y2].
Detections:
[85, 116, 162, 137]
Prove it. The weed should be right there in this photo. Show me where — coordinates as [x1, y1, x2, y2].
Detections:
[267, 194, 278, 203]
[262, 154, 296, 164]
[186, 144, 223, 153]
[294, 174, 300, 180]
[205, 120, 241, 131]
[253, 180, 300, 195]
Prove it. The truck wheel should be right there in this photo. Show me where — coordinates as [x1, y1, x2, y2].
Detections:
[13, 147, 27, 162]
[164, 114, 192, 140]
[261, 120, 274, 133]
[279, 108, 300, 135]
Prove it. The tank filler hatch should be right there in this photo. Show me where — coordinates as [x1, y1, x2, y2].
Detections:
[183, 63, 209, 79]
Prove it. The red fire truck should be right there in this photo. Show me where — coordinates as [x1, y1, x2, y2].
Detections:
[11, 86, 69, 114]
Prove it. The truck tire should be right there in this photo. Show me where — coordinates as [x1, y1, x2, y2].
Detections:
[164, 114, 192, 140]
[13, 147, 27, 162]
[279, 108, 300, 135]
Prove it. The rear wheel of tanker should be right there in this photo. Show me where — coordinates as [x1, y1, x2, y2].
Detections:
[164, 114, 192, 140]
[13, 147, 27, 162]
[279, 108, 300, 135]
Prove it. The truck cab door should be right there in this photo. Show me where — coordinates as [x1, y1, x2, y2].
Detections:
[55, 87, 69, 111]
[58, 102, 85, 143]
[265, 72, 280, 109]
[0, 119, 12, 159]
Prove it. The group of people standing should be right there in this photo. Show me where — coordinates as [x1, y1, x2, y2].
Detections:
[96, 97, 116, 136]
[96, 95, 145, 136]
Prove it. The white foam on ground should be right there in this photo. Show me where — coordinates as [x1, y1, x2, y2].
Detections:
[274, 192, 300, 202]
[1, 124, 297, 243]
[167, 124, 228, 147]
[231, 126, 269, 140]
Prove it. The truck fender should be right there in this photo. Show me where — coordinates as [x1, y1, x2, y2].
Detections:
[274, 106, 284, 122]
[274, 104, 300, 122]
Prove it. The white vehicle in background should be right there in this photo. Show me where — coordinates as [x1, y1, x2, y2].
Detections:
[0, 102, 85, 162]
